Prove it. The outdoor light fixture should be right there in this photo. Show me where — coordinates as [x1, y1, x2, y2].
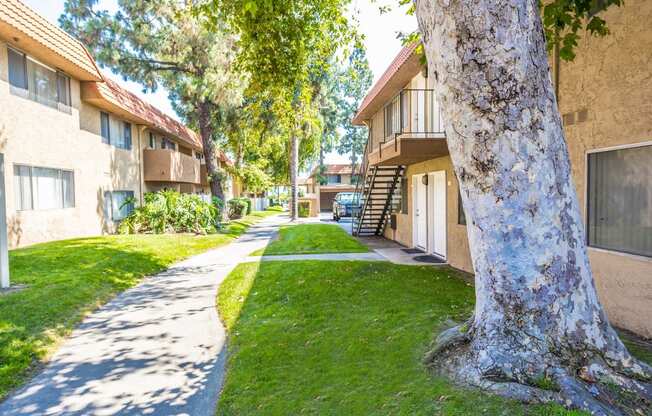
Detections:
[421, 174, 428, 186]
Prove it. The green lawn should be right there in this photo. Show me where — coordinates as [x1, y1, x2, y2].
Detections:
[251, 223, 368, 256]
[0, 209, 281, 399]
[216, 261, 588, 415]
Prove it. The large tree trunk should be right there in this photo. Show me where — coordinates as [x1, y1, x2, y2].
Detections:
[289, 134, 299, 221]
[415, 1, 651, 413]
[198, 101, 225, 201]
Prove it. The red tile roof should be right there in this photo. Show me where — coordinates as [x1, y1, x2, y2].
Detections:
[0, 0, 103, 80]
[351, 42, 419, 125]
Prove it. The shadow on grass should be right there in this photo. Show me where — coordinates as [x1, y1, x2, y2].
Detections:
[216, 260, 588, 415]
[0, 232, 233, 399]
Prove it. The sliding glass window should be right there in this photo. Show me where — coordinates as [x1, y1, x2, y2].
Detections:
[7, 48, 71, 112]
[587, 144, 652, 257]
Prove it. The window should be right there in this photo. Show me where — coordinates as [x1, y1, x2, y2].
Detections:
[458, 189, 466, 225]
[8, 48, 71, 111]
[327, 174, 341, 184]
[13, 165, 74, 210]
[100, 113, 131, 150]
[587, 144, 652, 257]
[161, 138, 176, 151]
[104, 191, 135, 221]
[195, 151, 203, 160]
[101, 112, 110, 143]
[149, 132, 156, 149]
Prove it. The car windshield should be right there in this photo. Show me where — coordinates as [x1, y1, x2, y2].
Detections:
[338, 193, 356, 203]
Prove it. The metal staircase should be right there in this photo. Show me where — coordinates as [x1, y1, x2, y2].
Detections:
[353, 164, 404, 236]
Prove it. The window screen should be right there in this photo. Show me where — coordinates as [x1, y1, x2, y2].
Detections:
[458, 190, 466, 225]
[8, 48, 27, 90]
[13, 165, 32, 210]
[105, 191, 135, 221]
[587, 144, 652, 257]
[101, 112, 110, 144]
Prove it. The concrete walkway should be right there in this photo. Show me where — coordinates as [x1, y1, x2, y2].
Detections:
[244, 252, 387, 262]
[0, 215, 289, 416]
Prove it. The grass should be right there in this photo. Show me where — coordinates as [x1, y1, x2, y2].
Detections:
[0, 208, 281, 399]
[216, 260, 589, 415]
[251, 223, 369, 256]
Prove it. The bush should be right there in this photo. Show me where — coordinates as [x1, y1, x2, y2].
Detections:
[228, 198, 248, 219]
[118, 190, 219, 235]
[241, 197, 253, 215]
[298, 201, 311, 218]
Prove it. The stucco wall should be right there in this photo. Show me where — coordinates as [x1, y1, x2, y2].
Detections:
[554, 0, 652, 337]
[0, 41, 141, 247]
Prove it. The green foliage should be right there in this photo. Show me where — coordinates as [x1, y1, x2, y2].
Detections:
[238, 165, 272, 195]
[541, 0, 623, 61]
[227, 198, 249, 219]
[118, 190, 219, 235]
[252, 224, 369, 256]
[216, 261, 583, 415]
[241, 197, 253, 215]
[298, 201, 311, 218]
[60, 0, 245, 198]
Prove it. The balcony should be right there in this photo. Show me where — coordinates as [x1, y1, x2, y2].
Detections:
[368, 89, 448, 166]
[143, 149, 201, 184]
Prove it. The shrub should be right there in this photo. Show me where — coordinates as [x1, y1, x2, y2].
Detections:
[298, 201, 311, 218]
[241, 197, 253, 215]
[228, 198, 248, 219]
[118, 190, 219, 235]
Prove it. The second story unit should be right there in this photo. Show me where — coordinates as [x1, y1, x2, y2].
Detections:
[352, 43, 448, 168]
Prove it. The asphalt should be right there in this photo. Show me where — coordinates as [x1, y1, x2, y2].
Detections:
[0, 214, 289, 416]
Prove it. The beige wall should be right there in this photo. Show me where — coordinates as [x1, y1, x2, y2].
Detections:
[383, 155, 473, 274]
[376, 2, 652, 337]
[0, 41, 141, 247]
[554, 0, 652, 337]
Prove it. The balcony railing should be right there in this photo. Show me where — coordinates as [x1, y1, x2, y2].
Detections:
[143, 149, 201, 184]
[381, 89, 445, 140]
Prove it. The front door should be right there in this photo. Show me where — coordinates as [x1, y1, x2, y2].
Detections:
[428, 171, 447, 258]
[413, 174, 428, 250]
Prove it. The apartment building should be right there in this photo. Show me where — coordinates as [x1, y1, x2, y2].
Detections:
[352, 1, 652, 337]
[0, 0, 233, 248]
[304, 164, 358, 212]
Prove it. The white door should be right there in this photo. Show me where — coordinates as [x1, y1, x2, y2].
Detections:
[411, 78, 426, 133]
[413, 174, 428, 250]
[428, 171, 447, 258]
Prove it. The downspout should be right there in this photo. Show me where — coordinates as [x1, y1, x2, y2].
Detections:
[138, 126, 146, 205]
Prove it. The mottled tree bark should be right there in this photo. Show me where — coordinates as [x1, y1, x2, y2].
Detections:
[414, 0, 651, 413]
[289, 134, 299, 221]
[198, 101, 225, 201]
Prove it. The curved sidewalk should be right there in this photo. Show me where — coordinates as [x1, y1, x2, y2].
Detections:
[0, 215, 288, 416]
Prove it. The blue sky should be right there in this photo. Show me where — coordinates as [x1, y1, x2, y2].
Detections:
[22, 0, 417, 164]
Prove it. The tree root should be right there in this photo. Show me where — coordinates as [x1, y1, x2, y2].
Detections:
[423, 323, 651, 415]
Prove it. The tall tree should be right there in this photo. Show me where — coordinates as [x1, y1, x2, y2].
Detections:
[209, 0, 354, 220]
[60, 0, 244, 201]
[414, 0, 651, 414]
[336, 45, 373, 170]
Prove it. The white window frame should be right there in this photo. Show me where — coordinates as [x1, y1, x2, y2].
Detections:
[584, 140, 652, 260]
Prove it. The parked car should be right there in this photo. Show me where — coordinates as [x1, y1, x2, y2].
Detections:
[332, 192, 361, 221]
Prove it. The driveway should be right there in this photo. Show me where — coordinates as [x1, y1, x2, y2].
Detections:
[0, 215, 288, 416]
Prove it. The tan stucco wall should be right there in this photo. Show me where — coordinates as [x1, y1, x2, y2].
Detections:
[383, 155, 473, 274]
[0, 41, 141, 247]
[554, 0, 652, 337]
